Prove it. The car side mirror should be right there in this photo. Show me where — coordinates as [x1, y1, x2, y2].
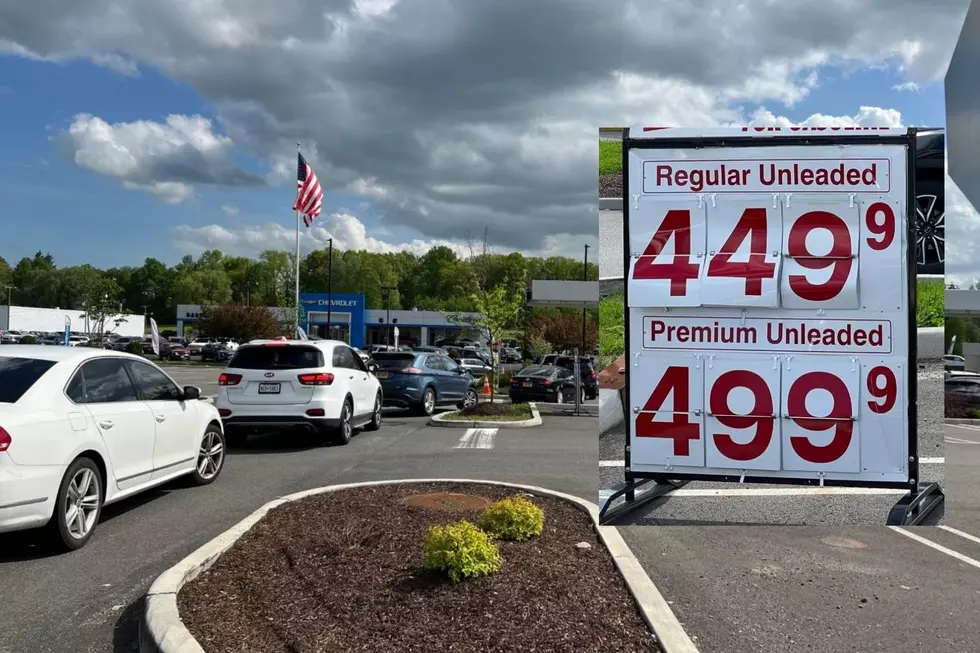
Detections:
[368, 363, 378, 373]
[182, 385, 201, 400]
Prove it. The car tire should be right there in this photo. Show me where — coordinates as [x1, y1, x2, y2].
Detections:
[915, 177, 944, 275]
[458, 388, 478, 409]
[333, 399, 354, 445]
[47, 457, 104, 552]
[190, 424, 225, 486]
[415, 387, 436, 416]
[364, 393, 383, 431]
[555, 388, 565, 404]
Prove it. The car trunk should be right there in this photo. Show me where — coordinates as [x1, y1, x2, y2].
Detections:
[371, 353, 420, 382]
[222, 345, 324, 405]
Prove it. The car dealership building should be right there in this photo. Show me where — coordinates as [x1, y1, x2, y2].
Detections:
[176, 292, 487, 349]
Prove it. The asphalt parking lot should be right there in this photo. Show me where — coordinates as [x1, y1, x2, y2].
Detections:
[0, 366, 598, 653]
[599, 360, 946, 526]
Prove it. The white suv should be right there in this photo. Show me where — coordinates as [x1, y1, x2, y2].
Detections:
[214, 339, 382, 447]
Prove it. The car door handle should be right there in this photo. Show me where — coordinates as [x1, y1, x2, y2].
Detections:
[154, 414, 166, 422]
[98, 420, 115, 429]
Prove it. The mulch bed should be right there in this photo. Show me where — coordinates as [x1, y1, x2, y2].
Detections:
[444, 402, 533, 421]
[177, 482, 658, 653]
[599, 173, 622, 198]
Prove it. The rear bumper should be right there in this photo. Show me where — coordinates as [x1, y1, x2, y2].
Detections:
[379, 379, 424, 408]
[222, 415, 341, 433]
[0, 457, 60, 534]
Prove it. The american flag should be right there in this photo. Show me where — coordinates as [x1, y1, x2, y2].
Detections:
[292, 151, 322, 228]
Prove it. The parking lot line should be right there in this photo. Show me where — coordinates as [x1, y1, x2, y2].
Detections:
[946, 436, 979, 445]
[889, 527, 980, 570]
[454, 428, 497, 449]
[938, 525, 980, 547]
[599, 460, 624, 467]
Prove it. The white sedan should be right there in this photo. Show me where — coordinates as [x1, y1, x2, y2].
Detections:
[0, 346, 226, 551]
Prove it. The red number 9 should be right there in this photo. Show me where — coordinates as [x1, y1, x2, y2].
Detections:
[786, 371, 853, 463]
[867, 365, 897, 414]
[865, 202, 895, 251]
[787, 211, 852, 301]
[709, 370, 774, 461]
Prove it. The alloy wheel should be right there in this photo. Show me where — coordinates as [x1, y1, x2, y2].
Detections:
[342, 403, 352, 440]
[198, 430, 224, 480]
[65, 468, 100, 540]
[424, 390, 435, 414]
[915, 193, 944, 268]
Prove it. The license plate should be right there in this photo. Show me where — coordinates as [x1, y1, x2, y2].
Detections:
[523, 381, 533, 387]
[258, 383, 281, 394]
[375, 371, 388, 379]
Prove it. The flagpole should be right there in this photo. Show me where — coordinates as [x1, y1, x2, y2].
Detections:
[295, 142, 302, 334]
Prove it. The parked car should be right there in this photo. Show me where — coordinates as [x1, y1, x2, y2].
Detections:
[161, 342, 191, 361]
[946, 375, 980, 411]
[915, 128, 944, 275]
[499, 347, 521, 364]
[945, 354, 967, 372]
[0, 331, 24, 344]
[509, 365, 584, 404]
[201, 341, 235, 362]
[186, 337, 216, 354]
[459, 357, 492, 377]
[0, 347, 224, 550]
[371, 351, 480, 416]
[553, 355, 599, 400]
[214, 339, 382, 447]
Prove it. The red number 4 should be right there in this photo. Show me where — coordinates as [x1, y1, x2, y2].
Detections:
[706, 207, 776, 296]
[632, 209, 700, 296]
[635, 366, 700, 455]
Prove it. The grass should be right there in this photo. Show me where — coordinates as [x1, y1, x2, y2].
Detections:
[441, 402, 534, 422]
[598, 140, 622, 175]
[917, 278, 943, 328]
[598, 292, 625, 369]
[596, 281, 940, 366]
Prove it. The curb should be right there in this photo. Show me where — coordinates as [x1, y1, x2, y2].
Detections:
[427, 403, 543, 428]
[140, 479, 700, 653]
[945, 419, 980, 424]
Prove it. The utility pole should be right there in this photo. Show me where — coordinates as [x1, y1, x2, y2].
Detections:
[382, 285, 395, 346]
[582, 244, 590, 358]
[3, 284, 13, 307]
[326, 238, 333, 339]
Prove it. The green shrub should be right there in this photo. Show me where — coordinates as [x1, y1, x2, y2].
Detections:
[125, 340, 144, 355]
[916, 278, 943, 328]
[18, 335, 36, 345]
[424, 521, 502, 583]
[478, 496, 545, 542]
[498, 371, 512, 388]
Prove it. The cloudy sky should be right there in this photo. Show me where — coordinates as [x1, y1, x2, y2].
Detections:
[0, 0, 971, 268]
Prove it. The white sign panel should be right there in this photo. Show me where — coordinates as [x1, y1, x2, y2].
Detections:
[626, 137, 910, 486]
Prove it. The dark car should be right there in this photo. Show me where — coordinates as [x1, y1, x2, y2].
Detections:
[915, 128, 944, 275]
[946, 376, 980, 411]
[201, 342, 234, 362]
[509, 365, 583, 404]
[162, 342, 191, 361]
[553, 355, 599, 400]
[499, 347, 521, 364]
[372, 351, 480, 416]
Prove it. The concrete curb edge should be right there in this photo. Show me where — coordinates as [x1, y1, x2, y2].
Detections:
[140, 478, 700, 653]
[427, 403, 543, 428]
[945, 418, 980, 424]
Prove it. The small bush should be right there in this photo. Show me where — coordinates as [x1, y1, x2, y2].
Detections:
[18, 335, 37, 345]
[125, 340, 144, 355]
[424, 520, 502, 583]
[478, 496, 545, 542]
[498, 372, 512, 388]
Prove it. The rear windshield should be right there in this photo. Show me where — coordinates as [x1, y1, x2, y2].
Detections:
[0, 356, 57, 403]
[556, 357, 593, 371]
[518, 366, 554, 378]
[372, 353, 418, 369]
[229, 345, 323, 370]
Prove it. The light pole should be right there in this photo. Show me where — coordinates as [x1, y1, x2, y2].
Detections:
[3, 284, 13, 306]
[382, 285, 395, 346]
[326, 238, 333, 339]
[582, 244, 590, 358]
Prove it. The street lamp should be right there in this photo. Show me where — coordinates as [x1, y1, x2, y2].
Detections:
[3, 284, 14, 307]
[381, 285, 396, 346]
[582, 244, 590, 357]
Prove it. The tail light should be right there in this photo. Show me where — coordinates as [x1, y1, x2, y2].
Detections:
[219, 373, 242, 386]
[541, 379, 552, 386]
[0, 427, 9, 453]
[265, 342, 288, 347]
[511, 377, 521, 385]
[590, 370, 597, 379]
[306, 408, 326, 416]
[218, 408, 232, 417]
[298, 372, 334, 385]
[400, 367, 422, 375]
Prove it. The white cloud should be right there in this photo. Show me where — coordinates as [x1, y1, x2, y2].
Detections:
[56, 113, 264, 203]
[221, 204, 239, 215]
[893, 81, 921, 92]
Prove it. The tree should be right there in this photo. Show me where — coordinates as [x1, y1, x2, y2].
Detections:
[530, 312, 598, 354]
[173, 268, 233, 305]
[78, 277, 127, 346]
[197, 304, 283, 342]
[0, 256, 12, 293]
[465, 281, 525, 403]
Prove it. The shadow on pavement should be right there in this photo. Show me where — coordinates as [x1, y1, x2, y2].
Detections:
[112, 596, 144, 653]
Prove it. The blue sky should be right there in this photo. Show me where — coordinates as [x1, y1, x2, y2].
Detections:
[0, 0, 963, 271]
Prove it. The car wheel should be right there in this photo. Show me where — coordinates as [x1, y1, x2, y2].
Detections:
[915, 179, 944, 274]
[333, 399, 354, 445]
[458, 388, 478, 409]
[555, 388, 565, 404]
[190, 424, 225, 485]
[364, 393, 383, 431]
[47, 457, 103, 551]
[416, 387, 436, 416]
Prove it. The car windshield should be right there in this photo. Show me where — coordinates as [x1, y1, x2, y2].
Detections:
[0, 356, 57, 403]
[518, 366, 554, 378]
[228, 345, 323, 370]
[462, 358, 484, 366]
[372, 353, 418, 369]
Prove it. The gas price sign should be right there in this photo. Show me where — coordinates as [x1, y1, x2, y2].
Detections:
[623, 127, 917, 488]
